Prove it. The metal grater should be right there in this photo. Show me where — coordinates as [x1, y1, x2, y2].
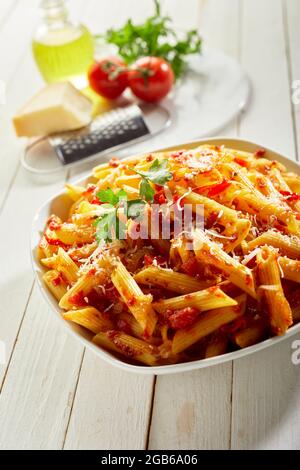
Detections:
[49, 104, 150, 165]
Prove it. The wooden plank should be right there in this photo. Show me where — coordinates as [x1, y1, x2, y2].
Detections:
[64, 352, 154, 450]
[0, 285, 84, 450]
[0, 0, 17, 31]
[231, 337, 300, 450]
[148, 0, 240, 450]
[231, 0, 300, 450]
[149, 367, 232, 450]
[285, 0, 300, 160]
[237, 0, 294, 155]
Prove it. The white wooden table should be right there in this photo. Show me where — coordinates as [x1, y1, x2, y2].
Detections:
[0, 0, 300, 450]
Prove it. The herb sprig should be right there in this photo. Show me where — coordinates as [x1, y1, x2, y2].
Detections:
[130, 158, 173, 202]
[101, 0, 202, 79]
[94, 159, 173, 241]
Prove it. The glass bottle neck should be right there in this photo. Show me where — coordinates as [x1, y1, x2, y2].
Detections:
[40, 0, 69, 27]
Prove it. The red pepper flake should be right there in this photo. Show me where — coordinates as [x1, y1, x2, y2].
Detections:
[167, 307, 199, 329]
[44, 234, 69, 249]
[234, 157, 248, 168]
[109, 158, 120, 167]
[144, 254, 167, 267]
[146, 154, 154, 162]
[279, 190, 300, 202]
[127, 297, 136, 306]
[82, 184, 96, 197]
[52, 274, 62, 286]
[171, 150, 185, 159]
[69, 290, 86, 307]
[47, 215, 61, 231]
[207, 180, 231, 197]
[296, 213, 300, 221]
[90, 197, 101, 205]
[154, 190, 167, 204]
[254, 148, 266, 157]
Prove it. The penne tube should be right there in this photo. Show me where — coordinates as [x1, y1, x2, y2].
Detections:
[134, 266, 216, 294]
[43, 270, 68, 301]
[152, 286, 237, 314]
[56, 247, 79, 284]
[93, 331, 159, 365]
[204, 332, 228, 358]
[40, 255, 57, 269]
[111, 261, 157, 336]
[67, 242, 98, 262]
[172, 294, 246, 354]
[175, 186, 239, 235]
[232, 319, 266, 348]
[283, 174, 300, 194]
[193, 230, 257, 298]
[65, 183, 85, 202]
[63, 307, 114, 334]
[229, 185, 300, 235]
[278, 257, 300, 283]
[59, 269, 106, 310]
[48, 223, 95, 245]
[246, 230, 300, 259]
[257, 247, 293, 335]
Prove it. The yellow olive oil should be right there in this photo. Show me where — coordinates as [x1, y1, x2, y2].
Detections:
[32, 1, 94, 88]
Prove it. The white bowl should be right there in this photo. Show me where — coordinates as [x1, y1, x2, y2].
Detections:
[31, 137, 300, 375]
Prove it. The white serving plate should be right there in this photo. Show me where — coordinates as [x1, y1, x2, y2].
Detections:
[31, 137, 300, 375]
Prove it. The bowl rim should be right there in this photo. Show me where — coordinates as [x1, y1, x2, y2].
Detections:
[31, 136, 300, 375]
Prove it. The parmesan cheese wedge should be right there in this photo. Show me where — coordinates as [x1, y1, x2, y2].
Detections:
[13, 81, 92, 137]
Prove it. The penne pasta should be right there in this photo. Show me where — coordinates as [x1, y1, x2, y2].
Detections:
[256, 247, 293, 335]
[134, 266, 216, 294]
[246, 230, 300, 259]
[278, 257, 300, 283]
[152, 286, 237, 314]
[172, 295, 246, 354]
[111, 260, 157, 336]
[204, 332, 228, 358]
[63, 307, 114, 334]
[232, 319, 266, 348]
[43, 269, 68, 301]
[93, 331, 159, 365]
[193, 229, 256, 298]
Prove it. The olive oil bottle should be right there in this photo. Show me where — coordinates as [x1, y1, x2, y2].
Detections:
[32, 0, 94, 89]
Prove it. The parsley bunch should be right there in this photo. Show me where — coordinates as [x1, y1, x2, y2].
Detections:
[94, 159, 173, 241]
[102, 0, 202, 79]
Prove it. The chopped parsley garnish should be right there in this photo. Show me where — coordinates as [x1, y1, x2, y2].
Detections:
[130, 159, 172, 202]
[94, 160, 172, 242]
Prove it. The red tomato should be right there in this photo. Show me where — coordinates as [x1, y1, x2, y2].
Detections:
[128, 57, 174, 102]
[88, 56, 128, 99]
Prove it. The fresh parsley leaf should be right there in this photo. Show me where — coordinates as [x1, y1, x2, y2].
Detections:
[136, 159, 173, 185]
[96, 188, 127, 205]
[140, 178, 155, 202]
[101, 0, 202, 79]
